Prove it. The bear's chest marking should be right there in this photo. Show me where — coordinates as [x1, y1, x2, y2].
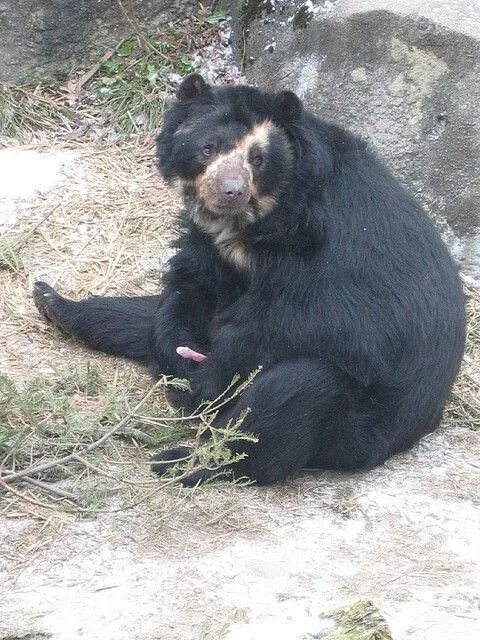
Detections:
[215, 232, 249, 270]
[189, 204, 251, 270]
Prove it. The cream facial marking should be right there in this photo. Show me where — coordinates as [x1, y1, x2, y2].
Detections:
[196, 149, 252, 213]
[194, 120, 280, 215]
[237, 121, 274, 154]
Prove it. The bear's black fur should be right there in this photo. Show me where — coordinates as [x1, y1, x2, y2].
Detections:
[34, 75, 466, 485]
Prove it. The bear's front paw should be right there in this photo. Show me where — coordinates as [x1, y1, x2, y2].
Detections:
[151, 446, 223, 486]
[151, 445, 193, 477]
[165, 388, 198, 412]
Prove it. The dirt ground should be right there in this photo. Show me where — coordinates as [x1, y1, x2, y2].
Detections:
[0, 141, 479, 640]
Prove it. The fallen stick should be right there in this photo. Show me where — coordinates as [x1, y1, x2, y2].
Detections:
[22, 477, 78, 501]
[73, 45, 119, 95]
[0, 478, 64, 510]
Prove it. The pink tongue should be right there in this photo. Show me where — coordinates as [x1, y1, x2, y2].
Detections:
[176, 346, 208, 362]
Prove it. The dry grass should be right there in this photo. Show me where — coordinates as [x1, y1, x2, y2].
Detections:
[0, 84, 74, 141]
[0, 140, 178, 374]
[0, 141, 171, 516]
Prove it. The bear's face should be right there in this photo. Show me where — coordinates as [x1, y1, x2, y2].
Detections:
[175, 117, 291, 218]
[157, 75, 298, 225]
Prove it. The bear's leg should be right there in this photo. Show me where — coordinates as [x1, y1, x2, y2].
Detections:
[152, 357, 381, 485]
[33, 281, 159, 365]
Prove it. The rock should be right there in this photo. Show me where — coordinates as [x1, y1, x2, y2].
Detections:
[223, 0, 480, 280]
[0, 0, 195, 83]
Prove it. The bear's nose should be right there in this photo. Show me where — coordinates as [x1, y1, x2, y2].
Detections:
[220, 178, 246, 203]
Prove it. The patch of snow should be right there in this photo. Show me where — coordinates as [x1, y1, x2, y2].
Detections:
[224, 615, 336, 640]
[0, 149, 78, 232]
[303, 0, 336, 16]
[192, 27, 244, 85]
[284, 53, 325, 100]
[0, 149, 77, 200]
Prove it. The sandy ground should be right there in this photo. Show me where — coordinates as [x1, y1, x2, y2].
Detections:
[0, 145, 479, 640]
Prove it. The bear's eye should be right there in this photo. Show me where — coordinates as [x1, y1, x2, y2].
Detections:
[202, 144, 215, 158]
[252, 154, 264, 167]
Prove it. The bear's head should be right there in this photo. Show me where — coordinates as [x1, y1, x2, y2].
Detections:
[156, 75, 303, 226]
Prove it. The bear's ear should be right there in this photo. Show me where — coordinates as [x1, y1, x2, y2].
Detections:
[176, 74, 210, 101]
[274, 90, 303, 122]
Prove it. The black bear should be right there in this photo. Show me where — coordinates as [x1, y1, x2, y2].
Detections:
[34, 74, 466, 485]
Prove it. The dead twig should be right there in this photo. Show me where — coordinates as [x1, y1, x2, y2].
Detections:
[0, 478, 67, 510]
[3, 202, 63, 253]
[115, 0, 158, 53]
[21, 477, 78, 502]
[70, 44, 121, 98]
[72, 454, 154, 487]
[23, 202, 63, 241]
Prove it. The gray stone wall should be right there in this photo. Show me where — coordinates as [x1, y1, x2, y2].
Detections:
[0, 0, 196, 83]
[225, 0, 480, 279]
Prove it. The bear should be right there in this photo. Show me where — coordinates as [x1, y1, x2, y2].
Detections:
[33, 74, 466, 486]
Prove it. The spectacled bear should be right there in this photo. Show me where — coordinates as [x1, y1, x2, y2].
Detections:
[33, 74, 466, 485]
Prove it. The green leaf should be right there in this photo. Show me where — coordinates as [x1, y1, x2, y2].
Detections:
[176, 57, 195, 77]
[101, 60, 126, 74]
[204, 11, 228, 26]
[147, 37, 166, 53]
[117, 40, 135, 57]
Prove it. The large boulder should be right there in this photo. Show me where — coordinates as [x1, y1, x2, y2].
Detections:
[225, 0, 480, 279]
[0, 0, 195, 83]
